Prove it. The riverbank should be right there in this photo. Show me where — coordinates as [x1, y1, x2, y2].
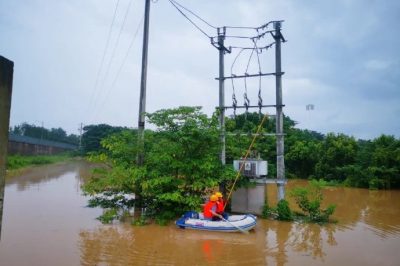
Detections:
[6, 153, 78, 174]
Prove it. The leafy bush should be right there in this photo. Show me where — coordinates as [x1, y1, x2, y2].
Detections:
[132, 216, 148, 226]
[276, 199, 293, 221]
[261, 203, 275, 219]
[97, 209, 118, 224]
[290, 179, 336, 223]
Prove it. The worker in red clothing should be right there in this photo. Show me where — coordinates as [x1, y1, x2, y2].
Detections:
[215, 192, 228, 219]
[203, 195, 223, 221]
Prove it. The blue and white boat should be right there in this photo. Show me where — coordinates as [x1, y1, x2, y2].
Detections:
[176, 211, 257, 233]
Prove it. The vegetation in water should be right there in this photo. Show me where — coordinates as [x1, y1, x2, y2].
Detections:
[131, 216, 148, 226]
[276, 199, 293, 221]
[261, 203, 275, 219]
[261, 180, 336, 223]
[289, 180, 336, 223]
[83, 107, 238, 224]
[97, 209, 118, 224]
[6, 153, 74, 170]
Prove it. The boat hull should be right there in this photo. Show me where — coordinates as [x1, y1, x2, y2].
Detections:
[175, 211, 257, 232]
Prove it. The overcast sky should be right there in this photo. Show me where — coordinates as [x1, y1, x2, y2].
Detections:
[1, 0, 399, 140]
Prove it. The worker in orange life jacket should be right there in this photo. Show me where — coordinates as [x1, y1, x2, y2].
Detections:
[203, 195, 223, 221]
[215, 192, 228, 219]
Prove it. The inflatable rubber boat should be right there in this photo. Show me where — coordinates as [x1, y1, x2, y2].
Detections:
[175, 211, 257, 232]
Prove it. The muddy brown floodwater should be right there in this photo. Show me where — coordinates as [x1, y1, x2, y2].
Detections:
[0, 160, 399, 266]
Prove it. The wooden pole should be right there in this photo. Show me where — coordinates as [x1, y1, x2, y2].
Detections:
[0, 55, 14, 240]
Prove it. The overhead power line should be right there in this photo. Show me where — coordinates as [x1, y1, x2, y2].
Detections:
[169, 0, 217, 29]
[168, 0, 212, 38]
[94, 16, 144, 120]
[230, 41, 275, 51]
[93, 0, 134, 111]
[88, 0, 121, 112]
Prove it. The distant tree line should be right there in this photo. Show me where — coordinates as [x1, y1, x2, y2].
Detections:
[10, 123, 79, 145]
[226, 112, 400, 190]
[81, 124, 129, 153]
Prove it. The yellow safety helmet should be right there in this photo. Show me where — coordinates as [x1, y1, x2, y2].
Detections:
[210, 195, 218, 202]
[215, 192, 223, 198]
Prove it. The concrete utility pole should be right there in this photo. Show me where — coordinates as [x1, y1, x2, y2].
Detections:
[273, 22, 285, 201]
[137, 0, 151, 165]
[78, 123, 83, 152]
[218, 27, 226, 167]
[215, 27, 232, 194]
[0, 55, 14, 240]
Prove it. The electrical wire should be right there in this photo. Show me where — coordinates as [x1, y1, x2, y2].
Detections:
[170, 0, 217, 29]
[224, 25, 259, 30]
[88, 0, 121, 112]
[94, 16, 144, 120]
[93, 0, 134, 111]
[168, 0, 212, 38]
[230, 49, 246, 116]
[252, 39, 263, 115]
[218, 29, 276, 40]
[230, 42, 275, 50]
[218, 20, 283, 31]
[244, 46, 256, 104]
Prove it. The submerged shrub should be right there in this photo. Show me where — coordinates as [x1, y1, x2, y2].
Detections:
[290, 179, 336, 223]
[276, 199, 293, 221]
[261, 203, 274, 219]
[97, 209, 118, 224]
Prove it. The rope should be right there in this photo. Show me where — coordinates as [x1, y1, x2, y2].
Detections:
[224, 113, 269, 209]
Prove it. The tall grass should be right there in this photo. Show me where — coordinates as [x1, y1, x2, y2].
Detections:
[6, 153, 73, 170]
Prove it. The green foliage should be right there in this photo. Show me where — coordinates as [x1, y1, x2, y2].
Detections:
[83, 107, 400, 225]
[6, 154, 72, 170]
[87, 193, 135, 209]
[81, 124, 128, 154]
[290, 180, 336, 223]
[97, 209, 118, 224]
[276, 199, 293, 221]
[83, 107, 237, 224]
[261, 203, 275, 219]
[315, 133, 358, 181]
[10, 123, 79, 145]
[286, 140, 319, 179]
[131, 216, 148, 226]
[341, 135, 400, 189]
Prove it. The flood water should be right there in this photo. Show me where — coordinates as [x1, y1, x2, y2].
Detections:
[1, 161, 399, 266]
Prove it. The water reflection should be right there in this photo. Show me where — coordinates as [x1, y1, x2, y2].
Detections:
[290, 223, 336, 258]
[277, 181, 400, 239]
[79, 224, 266, 265]
[264, 221, 291, 266]
[5, 160, 95, 191]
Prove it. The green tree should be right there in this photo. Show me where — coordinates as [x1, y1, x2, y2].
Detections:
[81, 124, 126, 153]
[286, 140, 319, 179]
[84, 107, 237, 223]
[10, 122, 79, 145]
[367, 135, 400, 189]
[315, 133, 357, 181]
